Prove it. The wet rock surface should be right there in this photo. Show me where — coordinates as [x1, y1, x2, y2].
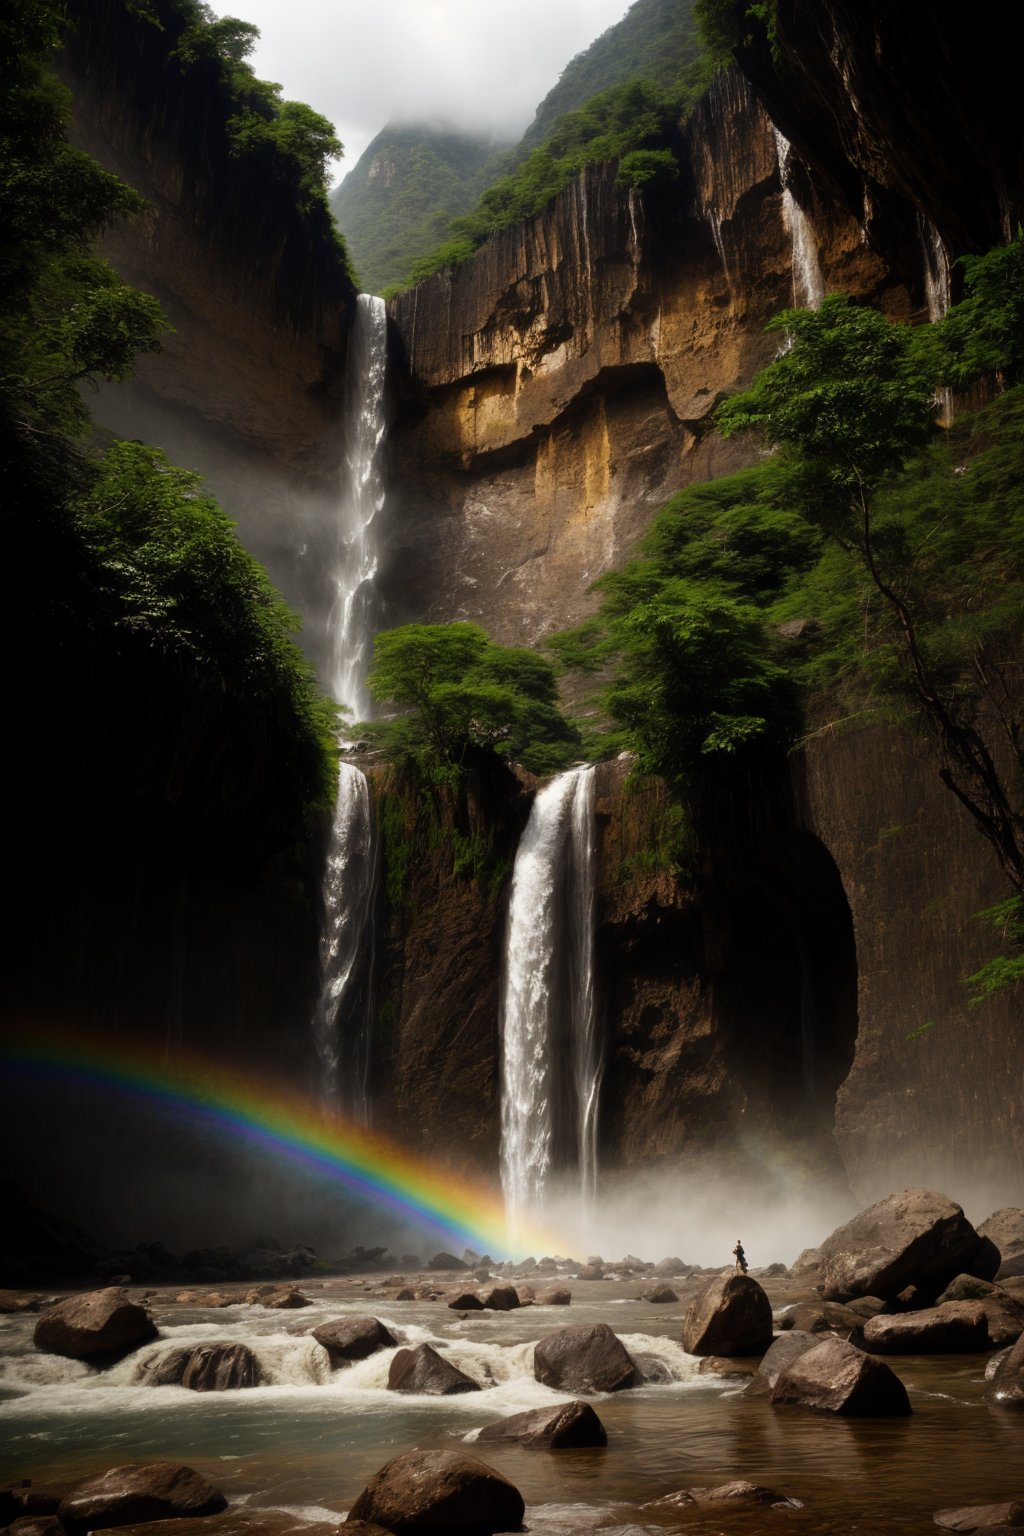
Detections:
[933, 1504, 1024, 1531]
[681, 1271, 773, 1356]
[33, 1287, 157, 1361]
[311, 1316, 397, 1365]
[346, 1449, 524, 1534]
[985, 1332, 1024, 1409]
[533, 1322, 639, 1394]
[57, 1464, 226, 1531]
[476, 1399, 607, 1448]
[386, 1343, 480, 1396]
[771, 1336, 912, 1416]
[743, 1331, 820, 1396]
[863, 1303, 991, 1354]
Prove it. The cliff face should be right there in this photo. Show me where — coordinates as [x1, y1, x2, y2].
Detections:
[385, 72, 901, 645]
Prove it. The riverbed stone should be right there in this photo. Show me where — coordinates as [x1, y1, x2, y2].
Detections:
[818, 1190, 985, 1302]
[744, 1331, 820, 1396]
[533, 1322, 639, 1394]
[576, 1264, 604, 1281]
[447, 1292, 485, 1311]
[0, 1290, 41, 1313]
[181, 1343, 263, 1390]
[863, 1302, 990, 1354]
[653, 1257, 689, 1276]
[933, 1503, 1024, 1530]
[34, 1287, 157, 1361]
[771, 1336, 912, 1415]
[698, 1356, 754, 1379]
[58, 1464, 226, 1531]
[681, 1271, 773, 1356]
[6, 1516, 66, 1536]
[476, 1399, 607, 1448]
[0, 1486, 67, 1525]
[535, 1287, 571, 1305]
[985, 1331, 1024, 1408]
[778, 1300, 862, 1336]
[346, 1448, 524, 1534]
[478, 1285, 519, 1311]
[642, 1284, 678, 1303]
[980, 1210, 1024, 1279]
[427, 1253, 468, 1271]
[312, 1317, 397, 1365]
[387, 1343, 480, 1395]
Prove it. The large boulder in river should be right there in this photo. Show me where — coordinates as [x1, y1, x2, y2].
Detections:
[346, 1449, 524, 1534]
[476, 1399, 607, 1448]
[533, 1323, 639, 1394]
[312, 1316, 397, 1366]
[681, 1272, 773, 1356]
[479, 1285, 519, 1311]
[427, 1253, 468, 1271]
[743, 1331, 820, 1396]
[863, 1302, 989, 1355]
[985, 1331, 1024, 1409]
[34, 1286, 157, 1361]
[818, 1190, 986, 1302]
[933, 1502, 1024, 1530]
[58, 1464, 226, 1531]
[387, 1343, 480, 1395]
[771, 1336, 911, 1416]
[535, 1287, 571, 1306]
[181, 1344, 263, 1391]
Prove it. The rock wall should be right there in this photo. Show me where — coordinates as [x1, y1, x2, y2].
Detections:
[385, 72, 903, 645]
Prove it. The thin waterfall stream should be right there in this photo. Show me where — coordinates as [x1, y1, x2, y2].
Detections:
[312, 294, 388, 1110]
[773, 128, 824, 310]
[499, 765, 599, 1241]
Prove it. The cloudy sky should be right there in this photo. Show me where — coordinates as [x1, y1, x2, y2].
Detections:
[230, 0, 635, 180]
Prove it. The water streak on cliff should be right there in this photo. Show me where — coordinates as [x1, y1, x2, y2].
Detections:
[500, 766, 598, 1238]
[918, 214, 953, 423]
[774, 128, 825, 309]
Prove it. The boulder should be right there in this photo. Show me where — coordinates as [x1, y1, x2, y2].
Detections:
[346, 1449, 524, 1534]
[6, 1517, 66, 1536]
[576, 1265, 604, 1281]
[249, 1286, 308, 1310]
[58, 1464, 226, 1531]
[933, 1504, 1024, 1530]
[427, 1254, 468, 1271]
[790, 1247, 821, 1275]
[476, 1400, 607, 1448]
[743, 1332, 820, 1396]
[395, 1289, 415, 1301]
[447, 1293, 485, 1312]
[479, 1286, 519, 1311]
[697, 1356, 754, 1379]
[0, 1290, 41, 1313]
[533, 1323, 639, 1394]
[387, 1343, 480, 1396]
[985, 1332, 1024, 1409]
[653, 1257, 689, 1276]
[535, 1287, 571, 1306]
[681, 1272, 773, 1356]
[778, 1301, 861, 1336]
[863, 1302, 990, 1354]
[817, 1190, 985, 1302]
[971, 1238, 1003, 1283]
[770, 1336, 912, 1416]
[641, 1285, 678, 1304]
[0, 1486, 66, 1525]
[180, 1344, 262, 1391]
[649, 1481, 793, 1512]
[312, 1317, 397, 1365]
[34, 1287, 157, 1361]
[980, 1209, 1024, 1279]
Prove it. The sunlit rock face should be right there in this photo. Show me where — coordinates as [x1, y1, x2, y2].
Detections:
[385, 72, 899, 645]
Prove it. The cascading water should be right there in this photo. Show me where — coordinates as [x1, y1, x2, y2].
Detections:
[773, 129, 824, 310]
[499, 765, 599, 1241]
[312, 294, 388, 1110]
[919, 214, 954, 424]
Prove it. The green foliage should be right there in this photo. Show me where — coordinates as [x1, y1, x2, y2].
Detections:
[966, 898, 1024, 1004]
[694, 0, 776, 64]
[364, 623, 579, 782]
[932, 237, 1024, 388]
[616, 147, 680, 188]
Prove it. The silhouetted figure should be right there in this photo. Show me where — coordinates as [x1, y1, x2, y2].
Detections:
[733, 1239, 748, 1275]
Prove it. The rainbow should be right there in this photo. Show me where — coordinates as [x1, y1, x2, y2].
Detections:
[0, 1031, 566, 1258]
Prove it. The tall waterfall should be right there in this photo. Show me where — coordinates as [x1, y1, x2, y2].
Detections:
[312, 294, 388, 1110]
[499, 765, 599, 1240]
[919, 215, 954, 424]
[774, 130, 824, 310]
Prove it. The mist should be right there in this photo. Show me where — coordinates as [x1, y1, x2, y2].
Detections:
[227, 0, 637, 172]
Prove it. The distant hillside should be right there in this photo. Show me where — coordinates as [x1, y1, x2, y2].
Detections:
[331, 125, 514, 295]
[521, 0, 701, 147]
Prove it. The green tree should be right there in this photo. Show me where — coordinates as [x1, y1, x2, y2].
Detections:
[365, 623, 578, 780]
[717, 292, 1024, 898]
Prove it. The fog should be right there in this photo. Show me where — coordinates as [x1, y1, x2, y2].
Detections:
[221, 0, 637, 172]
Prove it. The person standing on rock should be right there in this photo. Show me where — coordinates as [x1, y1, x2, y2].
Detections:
[732, 1239, 748, 1275]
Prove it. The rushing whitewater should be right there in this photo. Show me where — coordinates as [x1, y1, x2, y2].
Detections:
[773, 129, 824, 310]
[500, 766, 599, 1239]
[312, 294, 388, 1106]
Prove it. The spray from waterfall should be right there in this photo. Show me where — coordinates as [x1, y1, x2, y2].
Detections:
[774, 129, 824, 310]
[312, 294, 388, 1111]
[499, 766, 599, 1241]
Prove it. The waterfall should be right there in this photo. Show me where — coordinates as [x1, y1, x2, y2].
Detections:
[773, 130, 824, 310]
[919, 214, 954, 424]
[312, 294, 388, 1109]
[329, 293, 388, 722]
[499, 766, 599, 1240]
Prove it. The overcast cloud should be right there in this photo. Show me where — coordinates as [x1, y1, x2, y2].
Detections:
[229, 0, 634, 179]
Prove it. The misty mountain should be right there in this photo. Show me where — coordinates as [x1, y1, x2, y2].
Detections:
[331, 124, 514, 296]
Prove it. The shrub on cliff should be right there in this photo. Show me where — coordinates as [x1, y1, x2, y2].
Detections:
[364, 623, 579, 783]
